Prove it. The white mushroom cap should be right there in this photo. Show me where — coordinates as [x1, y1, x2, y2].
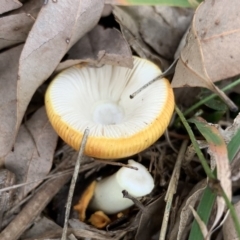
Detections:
[89, 160, 154, 214]
[45, 57, 174, 159]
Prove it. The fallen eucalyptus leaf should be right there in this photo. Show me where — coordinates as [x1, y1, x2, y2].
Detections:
[56, 25, 133, 72]
[139, 6, 193, 60]
[172, 0, 239, 110]
[172, 0, 240, 88]
[0, 0, 22, 14]
[113, 6, 167, 69]
[5, 107, 58, 199]
[0, 0, 43, 50]
[16, 0, 104, 153]
[0, 45, 22, 163]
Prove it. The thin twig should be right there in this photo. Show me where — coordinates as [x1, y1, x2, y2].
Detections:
[122, 190, 145, 212]
[0, 172, 72, 240]
[159, 140, 188, 240]
[129, 58, 178, 99]
[0, 169, 74, 194]
[61, 128, 89, 240]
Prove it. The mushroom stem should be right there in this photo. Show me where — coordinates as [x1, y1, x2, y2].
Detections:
[89, 160, 154, 214]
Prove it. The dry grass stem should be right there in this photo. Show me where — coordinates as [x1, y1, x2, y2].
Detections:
[159, 140, 188, 240]
[130, 58, 178, 99]
[0, 172, 72, 240]
[61, 128, 89, 240]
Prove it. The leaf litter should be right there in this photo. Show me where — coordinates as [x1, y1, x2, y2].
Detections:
[0, 0, 22, 15]
[190, 117, 231, 237]
[1, 0, 240, 239]
[0, 0, 43, 50]
[5, 107, 58, 200]
[172, 0, 240, 110]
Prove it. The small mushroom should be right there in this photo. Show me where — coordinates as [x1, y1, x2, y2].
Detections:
[45, 57, 174, 159]
[88, 159, 154, 215]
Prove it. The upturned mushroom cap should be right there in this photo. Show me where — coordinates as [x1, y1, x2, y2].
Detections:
[45, 57, 174, 159]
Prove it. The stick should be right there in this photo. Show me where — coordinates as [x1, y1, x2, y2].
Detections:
[130, 58, 178, 99]
[61, 129, 89, 240]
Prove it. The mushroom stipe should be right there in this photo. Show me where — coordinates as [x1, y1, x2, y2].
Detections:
[45, 57, 174, 159]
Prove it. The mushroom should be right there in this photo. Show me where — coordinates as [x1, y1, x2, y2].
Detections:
[88, 159, 154, 214]
[45, 56, 174, 159]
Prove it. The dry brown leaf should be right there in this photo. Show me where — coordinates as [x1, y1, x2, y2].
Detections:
[67, 25, 133, 67]
[223, 201, 240, 240]
[0, 14, 34, 50]
[135, 195, 165, 240]
[0, 45, 22, 164]
[21, 216, 61, 239]
[16, 0, 104, 148]
[0, 0, 22, 14]
[5, 107, 58, 199]
[222, 113, 240, 143]
[31, 227, 115, 240]
[172, 0, 240, 89]
[0, 0, 43, 50]
[190, 117, 232, 233]
[69, 219, 119, 239]
[113, 6, 167, 69]
[56, 25, 133, 72]
[113, 6, 192, 70]
[139, 6, 193, 60]
[169, 180, 207, 240]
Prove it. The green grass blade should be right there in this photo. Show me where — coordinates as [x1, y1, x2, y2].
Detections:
[183, 78, 240, 117]
[188, 122, 240, 239]
[228, 127, 240, 162]
[188, 187, 216, 240]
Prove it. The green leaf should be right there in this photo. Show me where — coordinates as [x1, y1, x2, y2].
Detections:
[228, 127, 240, 162]
[189, 117, 224, 146]
[188, 187, 216, 240]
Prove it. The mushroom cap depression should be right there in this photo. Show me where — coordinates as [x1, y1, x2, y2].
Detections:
[45, 57, 174, 159]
